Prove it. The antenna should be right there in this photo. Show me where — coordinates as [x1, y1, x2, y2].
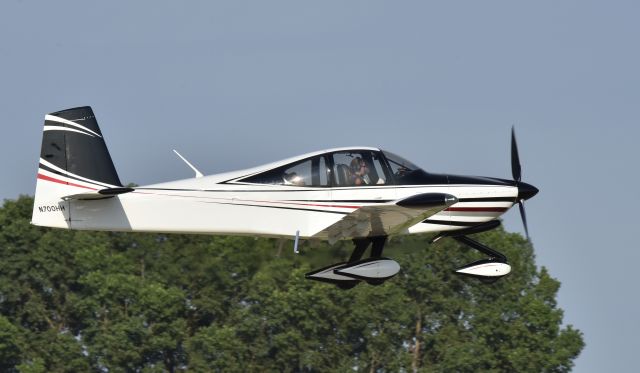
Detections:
[172, 149, 204, 178]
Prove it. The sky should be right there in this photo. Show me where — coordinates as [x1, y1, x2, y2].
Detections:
[1, 1, 639, 371]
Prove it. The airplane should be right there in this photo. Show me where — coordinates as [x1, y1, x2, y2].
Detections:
[32, 106, 538, 289]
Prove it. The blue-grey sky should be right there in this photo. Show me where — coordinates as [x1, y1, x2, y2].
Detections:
[1, 1, 638, 371]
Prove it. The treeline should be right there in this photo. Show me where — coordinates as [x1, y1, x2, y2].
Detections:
[0, 196, 583, 372]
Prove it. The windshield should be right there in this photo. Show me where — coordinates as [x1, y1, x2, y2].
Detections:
[381, 150, 448, 185]
[382, 150, 421, 176]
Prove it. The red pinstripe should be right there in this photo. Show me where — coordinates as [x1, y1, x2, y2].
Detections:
[37, 173, 97, 191]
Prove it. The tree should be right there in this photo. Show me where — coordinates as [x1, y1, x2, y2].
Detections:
[0, 196, 91, 372]
[0, 196, 583, 371]
[0, 315, 22, 371]
[394, 231, 584, 372]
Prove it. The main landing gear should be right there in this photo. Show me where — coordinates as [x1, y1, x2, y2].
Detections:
[306, 220, 511, 289]
[305, 236, 400, 289]
[431, 220, 511, 281]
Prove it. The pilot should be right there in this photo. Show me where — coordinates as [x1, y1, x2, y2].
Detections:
[350, 157, 371, 185]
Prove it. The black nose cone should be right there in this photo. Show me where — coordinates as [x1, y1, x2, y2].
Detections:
[518, 182, 539, 200]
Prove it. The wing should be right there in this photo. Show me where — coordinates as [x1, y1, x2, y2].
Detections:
[61, 187, 135, 201]
[315, 193, 457, 242]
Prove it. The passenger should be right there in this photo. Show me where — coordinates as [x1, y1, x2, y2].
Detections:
[350, 157, 371, 185]
[284, 172, 305, 186]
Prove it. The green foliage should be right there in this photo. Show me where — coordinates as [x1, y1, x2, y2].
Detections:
[0, 196, 583, 371]
[0, 315, 22, 371]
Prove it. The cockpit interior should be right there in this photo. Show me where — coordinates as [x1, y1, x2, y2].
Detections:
[237, 149, 433, 187]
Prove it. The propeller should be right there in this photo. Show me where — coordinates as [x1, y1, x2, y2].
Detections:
[511, 127, 537, 240]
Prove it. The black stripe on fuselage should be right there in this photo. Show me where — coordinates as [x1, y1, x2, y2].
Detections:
[457, 197, 515, 202]
[423, 220, 479, 227]
[137, 186, 511, 196]
[134, 194, 350, 215]
[204, 201, 350, 215]
[288, 199, 392, 203]
[131, 191, 350, 215]
[134, 188, 514, 204]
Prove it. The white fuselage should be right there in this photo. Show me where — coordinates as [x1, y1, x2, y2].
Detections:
[65, 180, 516, 239]
[33, 146, 518, 240]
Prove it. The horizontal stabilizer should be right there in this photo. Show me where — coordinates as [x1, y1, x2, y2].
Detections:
[62, 187, 134, 201]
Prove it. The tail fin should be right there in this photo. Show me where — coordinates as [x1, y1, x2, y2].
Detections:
[32, 106, 122, 228]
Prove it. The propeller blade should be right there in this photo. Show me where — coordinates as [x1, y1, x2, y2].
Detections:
[518, 200, 530, 241]
[511, 126, 522, 182]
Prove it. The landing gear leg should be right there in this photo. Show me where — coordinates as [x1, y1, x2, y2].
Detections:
[348, 235, 387, 262]
[334, 238, 371, 290]
[453, 235, 511, 281]
[370, 236, 387, 258]
[453, 236, 507, 262]
[349, 238, 371, 262]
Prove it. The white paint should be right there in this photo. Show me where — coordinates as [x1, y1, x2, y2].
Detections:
[43, 125, 95, 137]
[45, 114, 102, 137]
[40, 158, 117, 188]
[173, 149, 203, 178]
[335, 259, 401, 279]
[306, 263, 356, 282]
[456, 262, 511, 277]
